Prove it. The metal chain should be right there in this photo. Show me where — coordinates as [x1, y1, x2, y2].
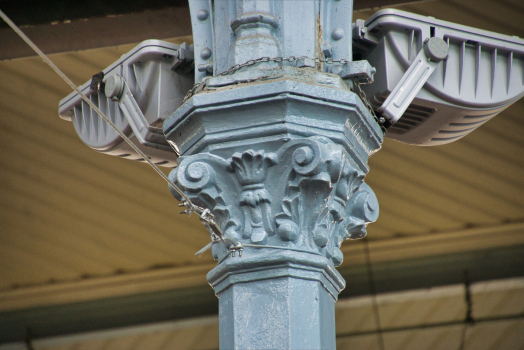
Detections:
[352, 78, 388, 133]
[181, 57, 387, 257]
[183, 55, 387, 134]
[220, 55, 351, 76]
[352, 77, 377, 118]
[0, 9, 225, 240]
[183, 55, 351, 102]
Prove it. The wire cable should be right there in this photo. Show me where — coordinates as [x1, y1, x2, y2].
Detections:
[363, 237, 386, 350]
[0, 8, 223, 236]
[0, 9, 189, 205]
[458, 271, 475, 350]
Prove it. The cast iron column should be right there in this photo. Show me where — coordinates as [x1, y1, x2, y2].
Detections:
[164, 1, 383, 348]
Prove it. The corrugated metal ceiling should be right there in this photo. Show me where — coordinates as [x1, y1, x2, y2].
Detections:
[3, 278, 521, 350]
[0, 0, 523, 318]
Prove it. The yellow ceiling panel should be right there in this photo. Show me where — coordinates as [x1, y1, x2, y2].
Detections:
[0, 0, 522, 304]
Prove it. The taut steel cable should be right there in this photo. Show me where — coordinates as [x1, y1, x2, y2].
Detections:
[0, 9, 223, 239]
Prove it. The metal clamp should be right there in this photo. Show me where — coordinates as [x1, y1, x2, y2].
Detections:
[329, 60, 376, 84]
[171, 43, 195, 76]
[228, 241, 244, 257]
[89, 71, 105, 93]
[178, 201, 195, 216]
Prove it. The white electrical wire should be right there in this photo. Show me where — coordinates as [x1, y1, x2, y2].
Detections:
[0, 9, 223, 236]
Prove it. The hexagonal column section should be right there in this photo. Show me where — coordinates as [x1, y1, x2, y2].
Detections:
[164, 68, 383, 349]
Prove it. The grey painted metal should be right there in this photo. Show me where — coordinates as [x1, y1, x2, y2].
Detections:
[353, 9, 524, 145]
[167, 108, 381, 263]
[329, 59, 377, 83]
[163, 1, 383, 348]
[58, 40, 193, 167]
[193, 0, 357, 76]
[53, 1, 524, 349]
[188, 0, 214, 81]
[0, 1, 433, 60]
[208, 251, 343, 349]
[377, 38, 448, 124]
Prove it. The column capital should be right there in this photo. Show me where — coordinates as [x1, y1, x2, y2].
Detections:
[169, 135, 379, 267]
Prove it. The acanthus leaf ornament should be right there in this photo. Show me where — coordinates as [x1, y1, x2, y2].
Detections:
[227, 150, 278, 244]
[169, 137, 379, 266]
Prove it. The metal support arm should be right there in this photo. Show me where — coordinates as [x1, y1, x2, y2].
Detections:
[104, 74, 166, 149]
[378, 37, 449, 124]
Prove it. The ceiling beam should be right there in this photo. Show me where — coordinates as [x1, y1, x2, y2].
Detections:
[0, 221, 522, 313]
[0, 7, 192, 60]
[0, 243, 522, 344]
[0, 262, 215, 313]
[0, 0, 427, 60]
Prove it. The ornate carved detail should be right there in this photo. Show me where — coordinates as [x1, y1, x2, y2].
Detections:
[169, 136, 378, 266]
[227, 150, 278, 244]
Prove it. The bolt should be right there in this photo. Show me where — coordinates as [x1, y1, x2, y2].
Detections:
[424, 37, 449, 62]
[186, 162, 205, 182]
[296, 57, 315, 68]
[379, 117, 386, 124]
[104, 75, 124, 101]
[321, 42, 333, 58]
[200, 47, 212, 60]
[197, 9, 209, 21]
[331, 28, 344, 41]
[330, 65, 342, 75]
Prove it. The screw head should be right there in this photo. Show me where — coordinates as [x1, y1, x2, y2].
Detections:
[379, 117, 386, 124]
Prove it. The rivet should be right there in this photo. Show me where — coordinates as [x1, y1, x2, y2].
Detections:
[331, 28, 344, 40]
[197, 9, 209, 21]
[200, 47, 212, 59]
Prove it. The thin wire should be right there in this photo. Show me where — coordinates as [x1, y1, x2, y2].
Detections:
[0, 8, 199, 214]
[25, 327, 34, 350]
[217, 242, 323, 264]
[459, 271, 475, 350]
[458, 323, 469, 350]
[363, 237, 386, 350]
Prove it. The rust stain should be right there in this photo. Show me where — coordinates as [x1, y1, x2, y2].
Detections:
[316, 12, 323, 71]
